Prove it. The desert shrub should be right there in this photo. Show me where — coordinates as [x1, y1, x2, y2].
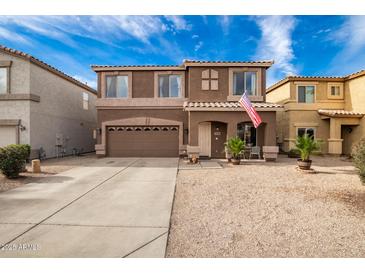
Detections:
[351, 138, 365, 185]
[0, 144, 31, 178]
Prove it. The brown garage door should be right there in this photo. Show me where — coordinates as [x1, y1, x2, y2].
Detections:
[107, 126, 179, 157]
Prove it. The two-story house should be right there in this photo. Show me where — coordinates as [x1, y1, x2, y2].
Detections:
[0, 45, 97, 159]
[266, 70, 365, 155]
[92, 60, 282, 158]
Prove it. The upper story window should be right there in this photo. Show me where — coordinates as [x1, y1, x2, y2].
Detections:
[327, 83, 343, 99]
[233, 71, 257, 96]
[0, 67, 8, 94]
[106, 75, 128, 98]
[159, 75, 181, 97]
[297, 85, 315, 103]
[82, 92, 89, 110]
[331, 86, 340, 96]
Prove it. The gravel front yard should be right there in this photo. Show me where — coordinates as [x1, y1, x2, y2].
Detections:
[0, 153, 96, 193]
[166, 155, 365, 257]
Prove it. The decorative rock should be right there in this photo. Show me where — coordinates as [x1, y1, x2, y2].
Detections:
[32, 159, 41, 173]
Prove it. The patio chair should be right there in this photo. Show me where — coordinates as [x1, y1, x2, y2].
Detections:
[249, 146, 261, 159]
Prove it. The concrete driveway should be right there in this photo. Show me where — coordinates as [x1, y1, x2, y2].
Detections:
[0, 157, 178, 257]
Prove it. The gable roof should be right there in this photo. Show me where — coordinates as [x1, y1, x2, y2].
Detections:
[91, 59, 274, 72]
[0, 45, 96, 94]
[266, 69, 365, 94]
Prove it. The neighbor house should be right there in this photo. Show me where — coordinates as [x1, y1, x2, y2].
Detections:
[266, 70, 365, 155]
[92, 60, 282, 158]
[0, 45, 97, 159]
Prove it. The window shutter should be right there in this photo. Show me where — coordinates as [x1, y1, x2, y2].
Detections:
[210, 80, 218, 90]
[202, 80, 210, 90]
[210, 69, 218, 79]
[202, 69, 210, 79]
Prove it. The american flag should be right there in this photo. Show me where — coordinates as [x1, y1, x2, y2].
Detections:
[238, 91, 262, 128]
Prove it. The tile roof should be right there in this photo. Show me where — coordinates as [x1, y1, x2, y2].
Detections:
[318, 109, 364, 117]
[267, 69, 365, 93]
[0, 45, 96, 94]
[92, 59, 274, 71]
[183, 101, 283, 110]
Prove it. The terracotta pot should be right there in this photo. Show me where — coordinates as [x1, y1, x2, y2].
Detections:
[231, 158, 241, 165]
[297, 159, 312, 170]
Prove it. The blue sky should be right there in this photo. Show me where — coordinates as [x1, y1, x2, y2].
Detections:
[0, 15, 364, 88]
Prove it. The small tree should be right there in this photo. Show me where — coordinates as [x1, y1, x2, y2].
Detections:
[225, 136, 245, 160]
[0, 144, 31, 179]
[295, 134, 321, 162]
[351, 138, 365, 185]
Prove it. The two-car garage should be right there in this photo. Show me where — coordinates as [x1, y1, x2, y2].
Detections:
[106, 125, 179, 157]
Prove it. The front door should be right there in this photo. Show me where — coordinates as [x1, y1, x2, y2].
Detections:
[198, 122, 211, 157]
[211, 122, 227, 158]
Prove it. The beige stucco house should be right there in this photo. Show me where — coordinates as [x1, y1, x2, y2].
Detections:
[0, 45, 97, 159]
[266, 70, 365, 155]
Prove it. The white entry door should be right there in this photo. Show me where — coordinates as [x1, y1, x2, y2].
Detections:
[0, 126, 17, 147]
[198, 122, 211, 157]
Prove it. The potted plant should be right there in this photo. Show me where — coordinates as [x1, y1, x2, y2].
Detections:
[295, 134, 320, 170]
[225, 136, 245, 165]
[224, 146, 232, 162]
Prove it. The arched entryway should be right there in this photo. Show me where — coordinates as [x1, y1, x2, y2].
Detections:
[236, 122, 266, 156]
[198, 121, 227, 158]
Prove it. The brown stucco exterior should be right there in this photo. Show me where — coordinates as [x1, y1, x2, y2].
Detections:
[92, 60, 280, 158]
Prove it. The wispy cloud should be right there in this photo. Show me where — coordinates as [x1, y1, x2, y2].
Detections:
[164, 16, 191, 31]
[253, 16, 298, 85]
[194, 41, 203, 51]
[326, 16, 365, 74]
[219, 16, 231, 35]
[0, 25, 31, 45]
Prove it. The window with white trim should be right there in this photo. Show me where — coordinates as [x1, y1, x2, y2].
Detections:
[233, 71, 257, 96]
[82, 92, 89, 110]
[0, 67, 7, 94]
[159, 75, 181, 97]
[297, 85, 315, 103]
[106, 75, 128, 98]
[297, 127, 315, 139]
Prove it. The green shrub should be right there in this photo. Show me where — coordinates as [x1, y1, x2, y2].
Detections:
[0, 144, 31, 179]
[351, 138, 365, 185]
[225, 136, 245, 159]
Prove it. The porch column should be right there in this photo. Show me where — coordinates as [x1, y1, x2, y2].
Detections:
[328, 118, 343, 155]
[188, 113, 199, 146]
[227, 122, 236, 139]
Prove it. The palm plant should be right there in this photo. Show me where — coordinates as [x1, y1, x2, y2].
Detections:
[295, 134, 320, 162]
[225, 136, 245, 160]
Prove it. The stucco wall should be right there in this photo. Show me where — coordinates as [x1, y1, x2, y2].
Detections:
[0, 52, 31, 145]
[188, 111, 277, 147]
[29, 63, 97, 158]
[266, 82, 291, 103]
[342, 74, 365, 153]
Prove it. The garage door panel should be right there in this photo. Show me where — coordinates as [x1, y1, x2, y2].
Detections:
[107, 127, 179, 157]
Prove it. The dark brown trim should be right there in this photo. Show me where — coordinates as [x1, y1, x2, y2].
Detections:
[0, 93, 40, 102]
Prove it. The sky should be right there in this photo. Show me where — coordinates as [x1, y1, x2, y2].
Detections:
[0, 15, 365, 88]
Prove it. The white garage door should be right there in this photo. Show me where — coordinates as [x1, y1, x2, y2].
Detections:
[0, 126, 17, 147]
